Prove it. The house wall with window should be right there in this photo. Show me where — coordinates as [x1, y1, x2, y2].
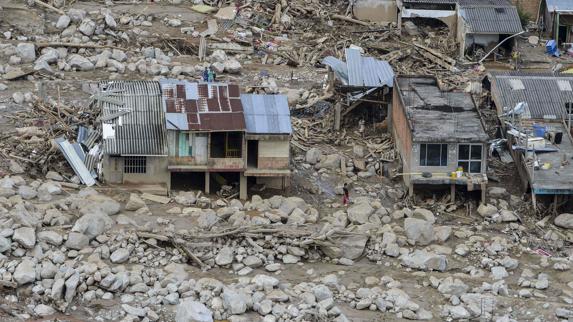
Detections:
[411, 142, 487, 175]
[102, 155, 169, 188]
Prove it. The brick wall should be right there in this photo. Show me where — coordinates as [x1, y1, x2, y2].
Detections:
[511, 0, 541, 20]
[391, 86, 413, 175]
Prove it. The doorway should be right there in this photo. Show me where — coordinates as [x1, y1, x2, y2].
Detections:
[247, 140, 258, 168]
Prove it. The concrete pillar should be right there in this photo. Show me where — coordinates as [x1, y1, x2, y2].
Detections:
[239, 172, 247, 200]
[204, 172, 210, 194]
[450, 183, 456, 203]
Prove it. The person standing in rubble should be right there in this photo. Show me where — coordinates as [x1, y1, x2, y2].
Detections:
[202, 67, 209, 82]
[208, 68, 214, 82]
[342, 183, 350, 206]
[512, 50, 520, 70]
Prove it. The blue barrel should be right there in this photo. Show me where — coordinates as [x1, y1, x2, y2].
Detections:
[532, 124, 546, 138]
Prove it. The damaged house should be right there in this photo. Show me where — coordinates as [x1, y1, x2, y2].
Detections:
[538, 0, 573, 46]
[486, 72, 573, 209]
[398, 0, 458, 35]
[391, 76, 488, 201]
[457, 0, 523, 58]
[97, 80, 292, 199]
[322, 47, 395, 131]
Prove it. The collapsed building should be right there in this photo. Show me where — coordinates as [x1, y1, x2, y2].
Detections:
[538, 0, 573, 47]
[486, 72, 573, 209]
[391, 76, 489, 201]
[97, 80, 292, 198]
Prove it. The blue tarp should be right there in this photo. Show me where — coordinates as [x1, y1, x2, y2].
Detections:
[546, 40, 560, 57]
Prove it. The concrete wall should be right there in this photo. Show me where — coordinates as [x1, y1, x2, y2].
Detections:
[258, 140, 289, 169]
[256, 176, 290, 189]
[353, 0, 397, 23]
[102, 155, 170, 188]
[391, 86, 414, 186]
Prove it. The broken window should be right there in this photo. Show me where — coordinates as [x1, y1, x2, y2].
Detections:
[210, 132, 243, 158]
[420, 144, 448, 166]
[124, 156, 146, 174]
[458, 144, 482, 173]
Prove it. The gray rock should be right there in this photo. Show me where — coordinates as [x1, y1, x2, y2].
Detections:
[122, 304, 146, 317]
[412, 208, 435, 223]
[34, 304, 56, 316]
[105, 14, 117, 28]
[555, 213, 573, 229]
[215, 246, 234, 266]
[67, 8, 86, 22]
[65, 273, 80, 302]
[222, 287, 247, 314]
[404, 218, 434, 245]
[491, 266, 509, 280]
[347, 202, 374, 225]
[223, 59, 241, 73]
[313, 285, 332, 301]
[45, 171, 64, 181]
[316, 154, 341, 170]
[286, 208, 306, 225]
[305, 148, 322, 164]
[14, 259, 36, 285]
[0, 236, 10, 253]
[125, 193, 145, 210]
[16, 43, 36, 63]
[67, 54, 94, 71]
[437, 277, 469, 296]
[78, 18, 96, 36]
[175, 191, 196, 205]
[65, 232, 90, 250]
[56, 15, 71, 29]
[175, 298, 213, 322]
[243, 255, 262, 268]
[477, 203, 497, 217]
[400, 249, 447, 272]
[210, 50, 227, 62]
[18, 185, 37, 199]
[320, 234, 367, 260]
[37, 181, 62, 201]
[51, 278, 65, 300]
[488, 187, 507, 198]
[555, 308, 573, 318]
[433, 226, 452, 243]
[164, 293, 180, 305]
[110, 248, 131, 263]
[38, 230, 63, 246]
[72, 211, 113, 239]
[13, 227, 35, 249]
[111, 49, 127, 62]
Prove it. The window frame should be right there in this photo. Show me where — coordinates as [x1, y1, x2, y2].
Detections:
[419, 143, 448, 167]
[457, 144, 483, 174]
[124, 156, 147, 174]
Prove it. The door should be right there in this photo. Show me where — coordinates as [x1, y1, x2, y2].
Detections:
[195, 134, 208, 165]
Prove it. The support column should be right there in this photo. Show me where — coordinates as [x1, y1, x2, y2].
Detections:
[481, 183, 486, 204]
[408, 182, 414, 197]
[204, 172, 210, 194]
[334, 102, 341, 131]
[450, 183, 456, 203]
[239, 172, 247, 200]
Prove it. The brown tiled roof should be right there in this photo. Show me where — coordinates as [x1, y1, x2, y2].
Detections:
[161, 80, 246, 131]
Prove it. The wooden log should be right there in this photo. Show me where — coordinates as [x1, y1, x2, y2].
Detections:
[331, 14, 370, 26]
[32, 0, 65, 15]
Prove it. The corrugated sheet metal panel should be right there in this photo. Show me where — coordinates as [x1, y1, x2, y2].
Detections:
[54, 137, 96, 186]
[241, 94, 292, 134]
[346, 48, 363, 87]
[403, 0, 456, 3]
[490, 73, 573, 119]
[98, 81, 167, 156]
[160, 79, 246, 132]
[322, 56, 349, 85]
[546, 0, 573, 11]
[458, 0, 512, 6]
[460, 6, 522, 34]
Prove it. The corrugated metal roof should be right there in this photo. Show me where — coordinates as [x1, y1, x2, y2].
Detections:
[241, 94, 292, 134]
[322, 48, 394, 88]
[489, 73, 573, 120]
[403, 0, 457, 3]
[160, 79, 246, 132]
[54, 137, 96, 186]
[97, 81, 167, 156]
[459, 5, 522, 34]
[546, 0, 573, 12]
[458, 0, 512, 6]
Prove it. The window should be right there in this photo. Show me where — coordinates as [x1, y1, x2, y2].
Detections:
[178, 132, 193, 157]
[458, 144, 482, 173]
[124, 156, 146, 174]
[210, 132, 243, 158]
[420, 144, 448, 166]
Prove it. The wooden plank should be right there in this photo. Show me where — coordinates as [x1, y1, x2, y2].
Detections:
[141, 193, 171, 204]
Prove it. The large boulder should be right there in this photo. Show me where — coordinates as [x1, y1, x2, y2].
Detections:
[67, 54, 95, 71]
[347, 202, 374, 225]
[13, 227, 36, 249]
[14, 259, 36, 285]
[477, 203, 497, 218]
[400, 250, 447, 272]
[72, 212, 113, 239]
[222, 287, 247, 314]
[176, 299, 213, 322]
[320, 234, 367, 260]
[404, 218, 434, 245]
[305, 148, 322, 165]
[65, 232, 90, 250]
[125, 193, 146, 211]
[316, 154, 341, 170]
[223, 59, 242, 74]
[215, 247, 234, 266]
[78, 18, 96, 36]
[279, 197, 307, 215]
[555, 213, 573, 229]
[16, 43, 36, 63]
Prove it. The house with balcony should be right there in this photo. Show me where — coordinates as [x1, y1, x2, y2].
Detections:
[391, 76, 489, 202]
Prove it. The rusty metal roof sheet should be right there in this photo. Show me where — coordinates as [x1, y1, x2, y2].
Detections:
[241, 94, 292, 134]
[97, 81, 167, 156]
[160, 79, 246, 132]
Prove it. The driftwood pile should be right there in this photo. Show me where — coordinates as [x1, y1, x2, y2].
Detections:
[0, 96, 99, 175]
